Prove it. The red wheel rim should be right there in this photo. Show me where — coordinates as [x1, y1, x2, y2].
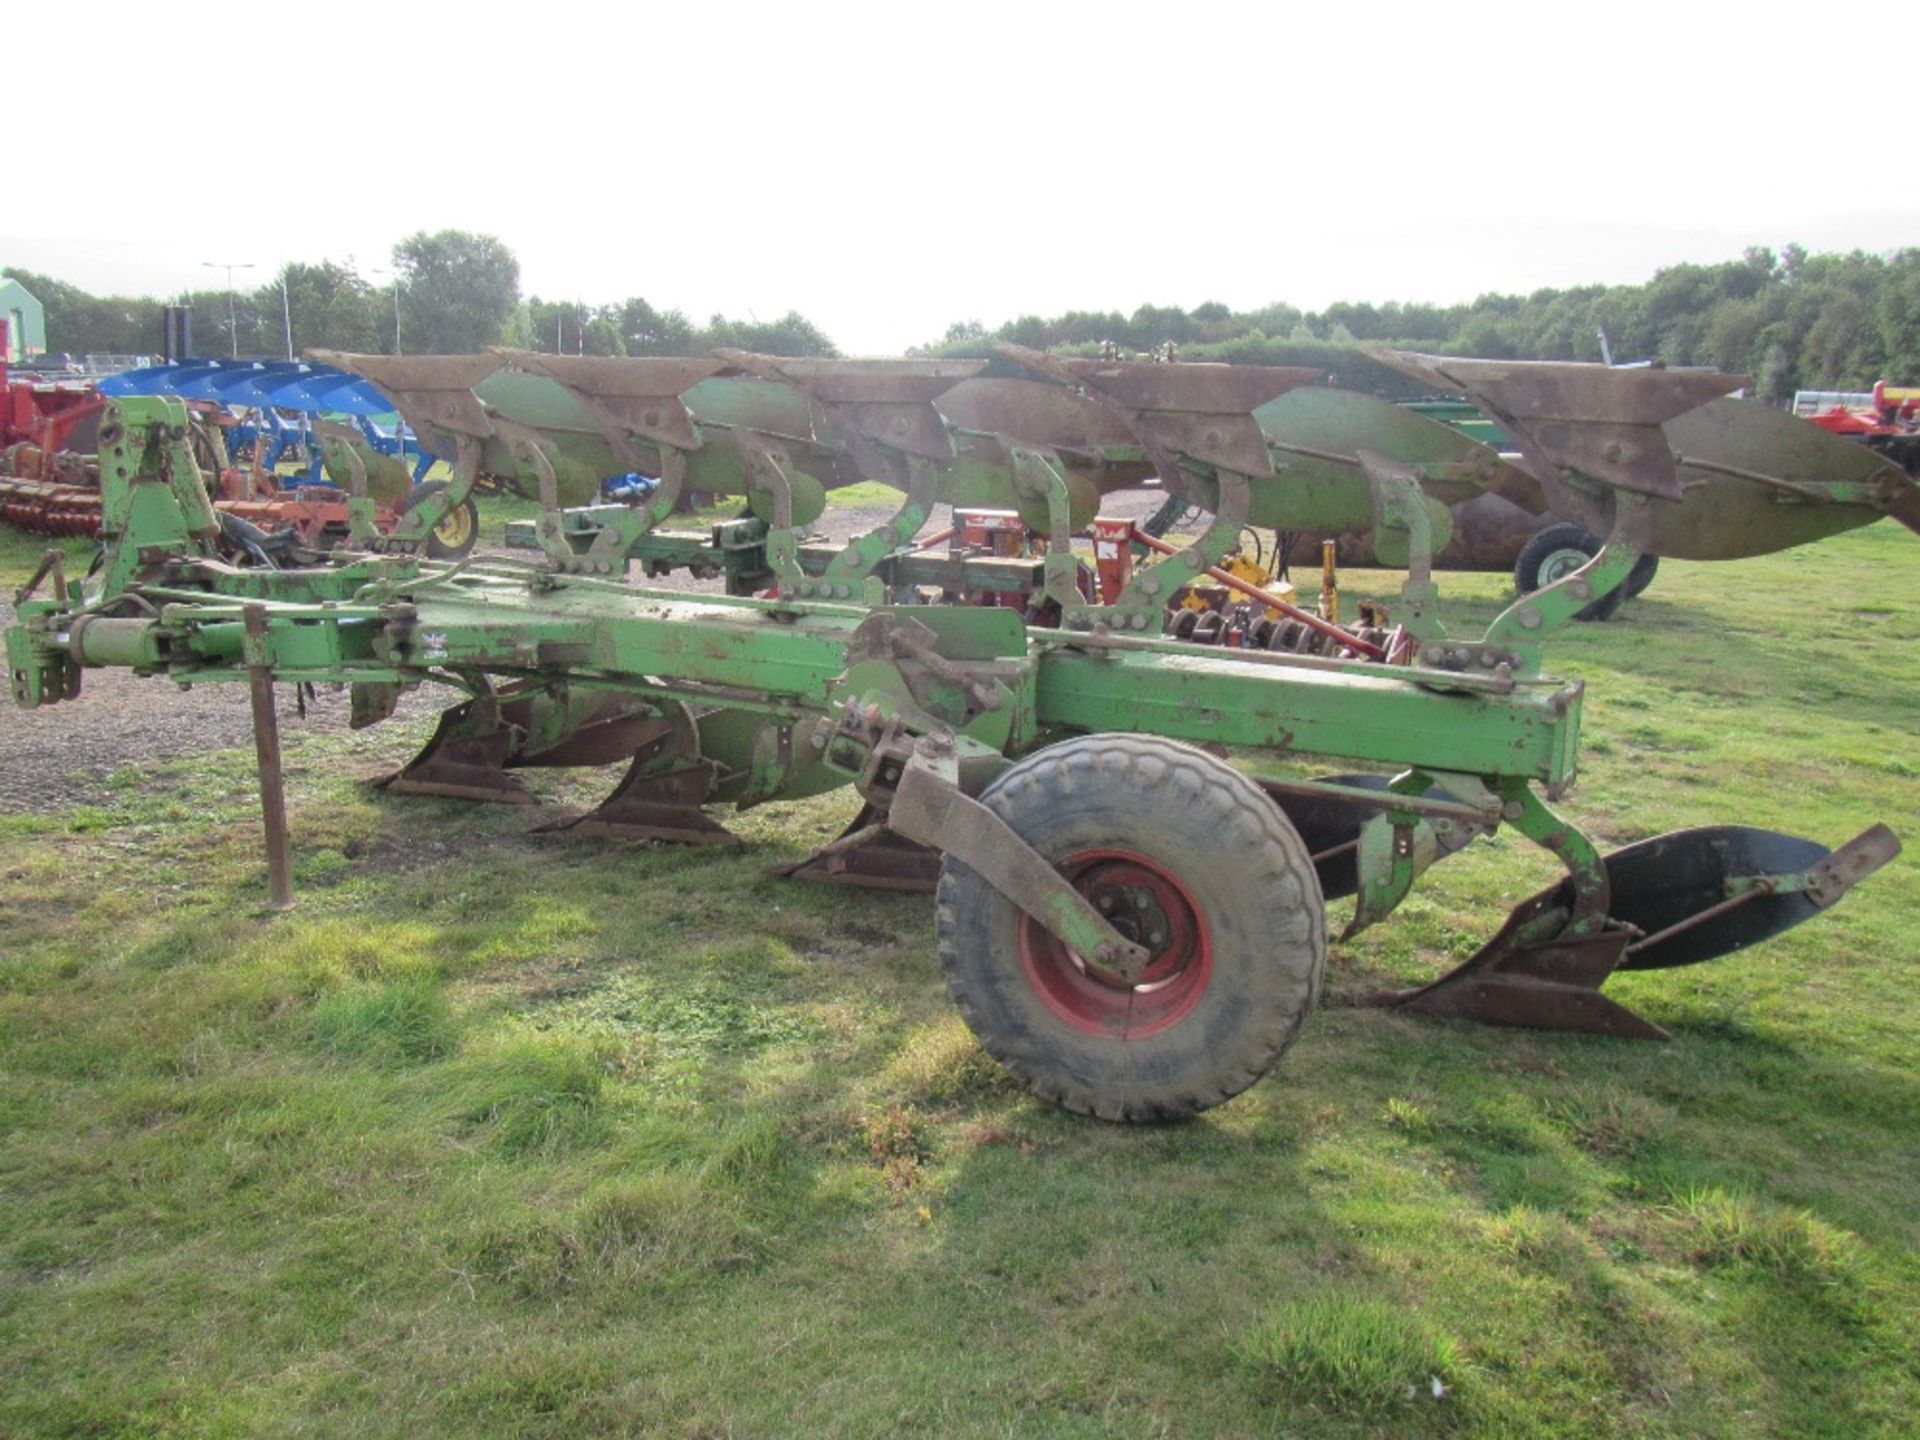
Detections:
[1016, 848, 1212, 1040]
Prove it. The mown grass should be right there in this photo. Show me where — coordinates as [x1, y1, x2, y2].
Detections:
[0, 510, 1915, 1437]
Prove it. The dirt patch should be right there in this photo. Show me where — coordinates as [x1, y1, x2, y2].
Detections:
[0, 592, 450, 814]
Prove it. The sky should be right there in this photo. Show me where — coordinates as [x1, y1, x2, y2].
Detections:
[6, 1, 1914, 356]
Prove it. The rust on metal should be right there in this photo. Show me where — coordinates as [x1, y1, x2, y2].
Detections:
[935, 377, 1142, 455]
[774, 802, 942, 891]
[243, 605, 295, 911]
[1369, 349, 1744, 501]
[376, 700, 538, 804]
[495, 351, 730, 452]
[717, 351, 986, 461]
[1801, 823, 1901, 907]
[1366, 886, 1664, 1040]
[549, 761, 741, 846]
[308, 352, 504, 445]
[999, 344, 1317, 477]
[12, 546, 67, 605]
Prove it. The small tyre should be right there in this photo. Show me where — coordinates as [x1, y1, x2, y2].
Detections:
[1513, 522, 1625, 622]
[936, 734, 1326, 1121]
[404, 480, 481, 560]
[1623, 553, 1660, 599]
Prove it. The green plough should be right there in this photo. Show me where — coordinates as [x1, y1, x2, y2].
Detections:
[8, 349, 1911, 1120]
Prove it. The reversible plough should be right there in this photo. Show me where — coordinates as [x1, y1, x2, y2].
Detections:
[8, 348, 1913, 1120]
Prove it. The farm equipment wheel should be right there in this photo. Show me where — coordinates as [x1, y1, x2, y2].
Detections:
[1624, 554, 1660, 599]
[1513, 522, 1629, 621]
[935, 734, 1325, 1121]
[405, 481, 482, 560]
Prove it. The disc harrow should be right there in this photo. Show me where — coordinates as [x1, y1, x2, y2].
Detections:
[8, 346, 1913, 1121]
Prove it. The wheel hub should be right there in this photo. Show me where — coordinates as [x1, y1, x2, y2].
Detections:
[1091, 882, 1173, 951]
[435, 505, 474, 549]
[1537, 546, 1591, 585]
[1018, 849, 1213, 1039]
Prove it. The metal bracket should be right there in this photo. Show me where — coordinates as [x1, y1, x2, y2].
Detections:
[577, 446, 689, 574]
[1471, 503, 1652, 673]
[489, 418, 574, 565]
[816, 453, 939, 599]
[1501, 780, 1611, 936]
[374, 435, 482, 555]
[1007, 444, 1087, 616]
[312, 419, 384, 548]
[883, 745, 1153, 982]
[737, 434, 806, 594]
[878, 616, 1004, 716]
[1338, 768, 1482, 938]
[1798, 823, 1901, 907]
[13, 548, 68, 607]
[1067, 467, 1255, 634]
[1355, 449, 1447, 643]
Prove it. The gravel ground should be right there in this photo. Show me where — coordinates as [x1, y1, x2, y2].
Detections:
[0, 590, 446, 815]
[0, 492, 1176, 815]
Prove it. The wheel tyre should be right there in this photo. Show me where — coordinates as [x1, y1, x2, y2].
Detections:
[1623, 553, 1660, 600]
[405, 480, 481, 560]
[936, 734, 1326, 1122]
[1513, 522, 1624, 622]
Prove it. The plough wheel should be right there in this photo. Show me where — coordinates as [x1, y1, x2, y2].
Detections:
[405, 480, 481, 560]
[1512, 522, 1656, 620]
[936, 735, 1325, 1121]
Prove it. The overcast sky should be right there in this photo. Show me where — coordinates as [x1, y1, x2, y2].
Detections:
[7, 2, 1913, 355]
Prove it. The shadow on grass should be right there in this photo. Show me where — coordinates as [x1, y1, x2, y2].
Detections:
[6, 703, 1917, 1436]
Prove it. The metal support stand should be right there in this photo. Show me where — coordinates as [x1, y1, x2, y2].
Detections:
[243, 606, 294, 911]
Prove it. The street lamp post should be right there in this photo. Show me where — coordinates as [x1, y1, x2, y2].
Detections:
[202, 261, 255, 358]
[364, 266, 406, 355]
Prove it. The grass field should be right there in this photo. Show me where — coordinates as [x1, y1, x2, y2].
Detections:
[1, 515, 1915, 1437]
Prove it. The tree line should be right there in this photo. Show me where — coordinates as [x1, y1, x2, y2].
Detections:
[3, 230, 838, 364]
[916, 246, 1920, 405]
